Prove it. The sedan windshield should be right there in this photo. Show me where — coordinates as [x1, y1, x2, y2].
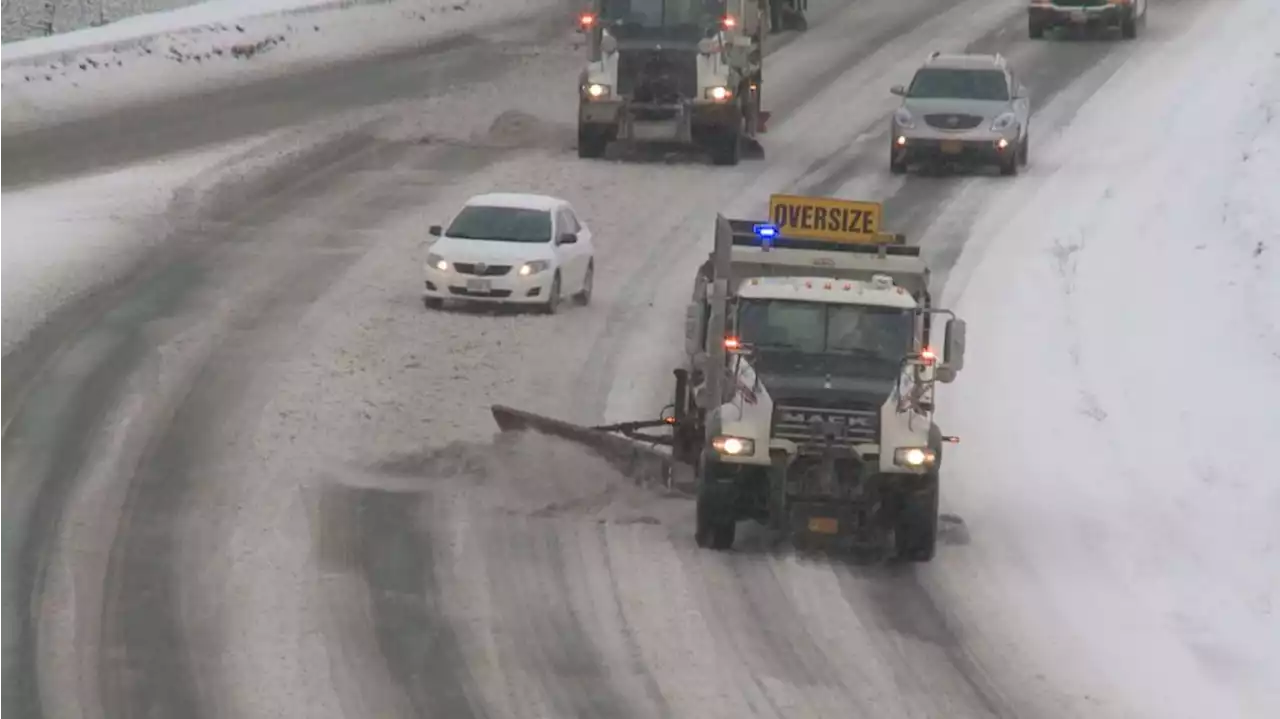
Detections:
[908, 68, 1009, 101]
[445, 206, 552, 243]
[737, 299, 915, 365]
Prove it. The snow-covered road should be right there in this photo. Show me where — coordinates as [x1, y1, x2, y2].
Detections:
[3, 0, 1277, 717]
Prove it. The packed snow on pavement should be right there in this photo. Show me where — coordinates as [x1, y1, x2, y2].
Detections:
[2, 0, 564, 129]
[923, 1, 1280, 716]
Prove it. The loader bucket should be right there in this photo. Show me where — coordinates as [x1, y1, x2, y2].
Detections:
[491, 405, 695, 494]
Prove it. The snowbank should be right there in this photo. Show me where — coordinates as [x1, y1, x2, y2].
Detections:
[934, 0, 1280, 715]
[3, 0, 385, 47]
[0, 141, 256, 351]
[1, 0, 565, 130]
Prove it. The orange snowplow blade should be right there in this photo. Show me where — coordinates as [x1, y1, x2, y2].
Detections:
[491, 405, 694, 494]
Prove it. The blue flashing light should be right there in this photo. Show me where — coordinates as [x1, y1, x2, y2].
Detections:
[752, 223, 780, 248]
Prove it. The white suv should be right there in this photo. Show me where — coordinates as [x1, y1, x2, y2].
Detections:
[889, 52, 1031, 176]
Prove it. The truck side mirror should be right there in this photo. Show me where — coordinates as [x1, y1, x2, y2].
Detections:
[684, 302, 704, 358]
[939, 318, 966, 383]
[890, 84, 907, 96]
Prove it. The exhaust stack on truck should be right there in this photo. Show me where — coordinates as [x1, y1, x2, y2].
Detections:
[492, 194, 967, 561]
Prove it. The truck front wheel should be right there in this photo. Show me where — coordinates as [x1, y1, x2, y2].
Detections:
[696, 490, 737, 549]
[894, 475, 939, 562]
[578, 121, 610, 159]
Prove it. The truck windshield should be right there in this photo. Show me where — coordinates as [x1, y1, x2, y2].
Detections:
[599, 0, 722, 31]
[736, 299, 915, 365]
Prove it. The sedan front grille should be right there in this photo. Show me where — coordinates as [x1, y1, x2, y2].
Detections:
[924, 113, 985, 131]
[453, 262, 511, 276]
[772, 403, 880, 454]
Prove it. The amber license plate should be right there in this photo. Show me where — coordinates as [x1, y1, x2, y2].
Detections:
[940, 140, 963, 154]
[807, 517, 839, 535]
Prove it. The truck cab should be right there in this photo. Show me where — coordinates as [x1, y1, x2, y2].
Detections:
[575, 0, 766, 164]
[680, 209, 966, 559]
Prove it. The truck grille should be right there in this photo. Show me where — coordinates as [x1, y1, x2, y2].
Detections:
[452, 262, 511, 276]
[772, 403, 880, 453]
[616, 48, 698, 104]
[924, 113, 985, 130]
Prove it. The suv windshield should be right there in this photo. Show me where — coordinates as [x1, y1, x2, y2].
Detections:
[445, 206, 552, 243]
[737, 299, 915, 365]
[908, 68, 1009, 101]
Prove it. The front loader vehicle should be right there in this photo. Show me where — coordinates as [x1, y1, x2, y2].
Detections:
[575, 0, 769, 165]
[491, 195, 968, 562]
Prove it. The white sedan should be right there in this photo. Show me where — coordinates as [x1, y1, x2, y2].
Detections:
[422, 193, 595, 313]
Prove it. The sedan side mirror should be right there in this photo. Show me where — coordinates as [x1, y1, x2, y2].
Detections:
[559, 232, 578, 245]
[429, 224, 443, 237]
[890, 84, 907, 96]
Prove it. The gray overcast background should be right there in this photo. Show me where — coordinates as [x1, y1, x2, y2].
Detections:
[2, 0, 209, 42]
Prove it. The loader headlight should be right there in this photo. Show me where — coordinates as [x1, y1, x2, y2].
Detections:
[426, 253, 448, 271]
[585, 83, 610, 99]
[894, 447, 937, 468]
[705, 86, 733, 101]
[712, 435, 755, 456]
[518, 260, 550, 276]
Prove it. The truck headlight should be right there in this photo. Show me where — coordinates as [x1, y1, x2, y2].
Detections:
[712, 436, 755, 456]
[704, 86, 733, 101]
[894, 447, 937, 468]
[585, 83, 610, 99]
[426, 253, 448, 271]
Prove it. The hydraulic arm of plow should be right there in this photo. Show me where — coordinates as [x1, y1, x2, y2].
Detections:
[489, 371, 702, 492]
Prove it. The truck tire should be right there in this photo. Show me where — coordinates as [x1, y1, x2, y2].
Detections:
[578, 123, 608, 159]
[1028, 18, 1045, 39]
[894, 475, 939, 562]
[1120, 14, 1138, 39]
[696, 490, 737, 550]
[709, 118, 742, 167]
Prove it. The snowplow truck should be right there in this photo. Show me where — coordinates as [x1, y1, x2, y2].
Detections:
[491, 195, 967, 561]
[575, 0, 770, 165]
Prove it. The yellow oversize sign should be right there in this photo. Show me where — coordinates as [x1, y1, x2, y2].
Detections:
[768, 194, 884, 244]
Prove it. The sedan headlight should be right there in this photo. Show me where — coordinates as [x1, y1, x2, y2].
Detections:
[893, 447, 937, 468]
[712, 435, 755, 456]
[893, 107, 915, 129]
[990, 112, 1017, 132]
[518, 260, 551, 276]
[426, 253, 448, 271]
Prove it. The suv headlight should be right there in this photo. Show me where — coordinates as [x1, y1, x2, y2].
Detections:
[990, 112, 1017, 132]
[426, 253, 448, 271]
[893, 447, 937, 468]
[893, 107, 915, 129]
[518, 260, 550, 276]
[712, 435, 755, 456]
